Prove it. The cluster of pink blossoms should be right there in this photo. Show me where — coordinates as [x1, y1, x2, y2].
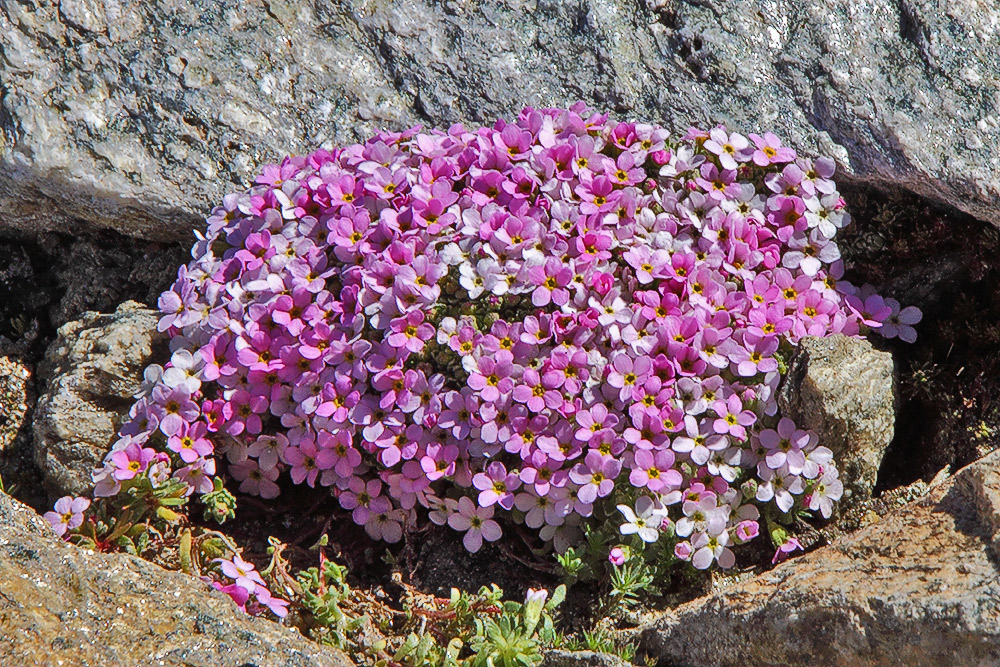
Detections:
[84, 104, 918, 570]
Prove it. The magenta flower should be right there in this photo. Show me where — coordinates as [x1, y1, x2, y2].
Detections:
[110, 442, 157, 481]
[387, 311, 435, 355]
[212, 581, 251, 611]
[575, 176, 619, 216]
[748, 132, 796, 166]
[712, 395, 757, 440]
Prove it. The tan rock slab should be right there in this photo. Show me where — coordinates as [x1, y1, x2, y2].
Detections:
[0, 491, 354, 667]
[639, 449, 1000, 666]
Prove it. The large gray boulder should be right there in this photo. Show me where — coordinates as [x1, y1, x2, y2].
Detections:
[638, 449, 1000, 666]
[0, 0, 997, 241]
[0, 490, 353, 666]
[33, 301, 165, 499]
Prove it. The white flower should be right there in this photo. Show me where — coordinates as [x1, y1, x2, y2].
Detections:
[691, 521, 735, 569]
[134, 364, 163, 399]
[162, 349, 204, 394]
[808, 469, 844, 519]
[439, 242, 466, 265]
[459, 262, 486, 299]
[618, 496, 668, 543]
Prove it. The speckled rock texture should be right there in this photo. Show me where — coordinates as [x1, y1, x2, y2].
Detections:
[542, 650, 630, 666]
[0, 0, 996, 241]
[0, 356, 32, 453]
[779, 335, 896, 506]
[0, 490, 354, 666]
[638, 448, 1000, 667]
[0, 355, 45, 508]
[33, 301, 165, 499]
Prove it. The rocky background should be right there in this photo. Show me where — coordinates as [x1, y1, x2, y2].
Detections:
[1, 0, 999, 665]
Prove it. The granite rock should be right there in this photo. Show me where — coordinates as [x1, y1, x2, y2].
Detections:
[542, 650, 631, 667]
[33, 301, 165, 499]
[779, 334, 896, 506]
[0, 356, 32, 453]
[0, 0, 997, 242]
[638, 449, 1000, 667]
[0, 490, 354, 666]
[0, 355, 45, 509]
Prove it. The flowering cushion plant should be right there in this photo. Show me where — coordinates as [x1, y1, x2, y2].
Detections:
[64, 103, 920, 583]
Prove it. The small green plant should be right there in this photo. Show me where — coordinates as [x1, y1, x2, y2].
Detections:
[284, 537, 566, 666]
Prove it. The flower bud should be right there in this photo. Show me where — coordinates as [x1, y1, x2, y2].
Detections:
[649, 150, 671, 165]
[608, 547, 626, 566]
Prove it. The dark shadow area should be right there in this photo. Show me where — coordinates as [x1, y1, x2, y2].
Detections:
[0, 228, 188, 510]
[837, 180, 1000, 494]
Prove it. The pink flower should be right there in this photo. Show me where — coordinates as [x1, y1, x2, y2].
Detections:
[467, 351, 518, 403]
[608, 547, 626, 566]
[387, 311, 435, 355]
[772, 535, 803, 564]
[879, 298, 922, 343]
[253, 584, 290, 618]
[527, 258, 573, 307]
[44, 496, 91, 537]
[283, 439, 335, 487]
[101, 108, 918, 570]
[734, 520, 759, 542]
[473, 461, 521, 510]
[212, 581, 250, 611]
[704, 127, 749, 171]
[569, 451, 622, 504]
[448, 496, 502, 553]
[748, 131, 796, 166]
[167, 421, 214, 463]
[216, 554, 266, 594]
[712, 394, 757, 440]
[110, 443, 157, 481]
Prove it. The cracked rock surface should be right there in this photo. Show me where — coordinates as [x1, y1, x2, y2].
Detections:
[0, 0, 997, 241]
